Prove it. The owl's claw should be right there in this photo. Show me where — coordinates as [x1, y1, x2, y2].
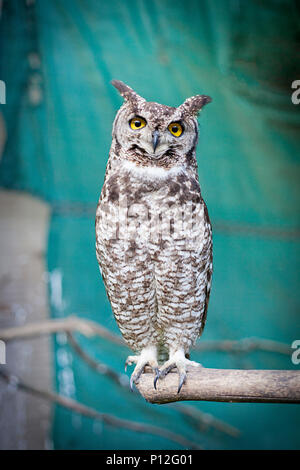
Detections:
[129, 375, 134, 391]
[125, 346, 159, 391]
[159, 362, 176, 378]
[153, 368, 160, 390]
[130, 366, 145, 391]
[155, 349, 202, 393]
[177, 372, 187, 394]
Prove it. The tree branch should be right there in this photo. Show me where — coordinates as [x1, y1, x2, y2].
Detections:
[194, 337, 291, 355]
[136, 366, 300, 404]
[0, 316, 123, 346]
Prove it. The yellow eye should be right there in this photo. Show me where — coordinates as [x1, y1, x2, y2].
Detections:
[168, 122, 183, 137]
[129, 117, 146, 130]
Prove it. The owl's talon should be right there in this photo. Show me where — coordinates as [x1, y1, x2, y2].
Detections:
[130, 366, 145, 391]
[154, 368, 160, 390]
[177, 372, 187, 394]
[126, 346, 159, 391]
[129, 375, 136, 392]
[157, 349, 201, 393]
[159, 363, 176, 378]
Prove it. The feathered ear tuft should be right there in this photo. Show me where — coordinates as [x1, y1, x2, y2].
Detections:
[111, 80, 145, 107]
[178, 94, 212, 117]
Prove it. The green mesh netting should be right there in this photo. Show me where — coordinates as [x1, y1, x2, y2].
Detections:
[1, 0, 300, 449]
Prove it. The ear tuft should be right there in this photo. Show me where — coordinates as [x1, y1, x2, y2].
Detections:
[111, 80, 145, 105]
[179, 94, 212, 117]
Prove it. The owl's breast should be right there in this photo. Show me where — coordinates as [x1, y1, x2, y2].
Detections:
[96, 165, 209, 246]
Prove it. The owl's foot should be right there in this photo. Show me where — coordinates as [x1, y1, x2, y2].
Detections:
[125, 345, 159, 391]
[156, 349, 202, 393]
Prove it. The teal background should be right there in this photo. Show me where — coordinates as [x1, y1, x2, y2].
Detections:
[0, 0, 300, 449]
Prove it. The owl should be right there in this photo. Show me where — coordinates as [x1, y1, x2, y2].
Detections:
[95, 80, 212, 393]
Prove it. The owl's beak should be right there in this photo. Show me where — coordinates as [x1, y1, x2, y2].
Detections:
[152, 130, 160, 152]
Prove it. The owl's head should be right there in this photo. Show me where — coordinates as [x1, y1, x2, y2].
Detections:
[111, 80, 211, 168]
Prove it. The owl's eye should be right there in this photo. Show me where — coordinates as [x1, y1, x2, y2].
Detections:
[168, 122, 183, 137]
[129, 117, 147, 130]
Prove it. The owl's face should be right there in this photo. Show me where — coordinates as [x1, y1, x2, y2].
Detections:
[111, 80, 211, 167]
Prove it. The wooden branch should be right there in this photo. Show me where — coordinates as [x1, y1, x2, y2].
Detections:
[194, 337, 291, 355]
[136, 366, 300, 404]
[0, 316, 124, 346]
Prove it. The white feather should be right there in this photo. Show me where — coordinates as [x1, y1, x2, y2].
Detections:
[122, 160, 185, 180]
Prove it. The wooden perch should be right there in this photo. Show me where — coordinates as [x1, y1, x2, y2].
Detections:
[1, 317, 298, 406]
[136, 366, 300, 404]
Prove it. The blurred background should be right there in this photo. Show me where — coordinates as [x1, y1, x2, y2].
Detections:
[0, 0, 299, 450]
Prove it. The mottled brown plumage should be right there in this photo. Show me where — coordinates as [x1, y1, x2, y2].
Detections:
[95, 81, 212, 392]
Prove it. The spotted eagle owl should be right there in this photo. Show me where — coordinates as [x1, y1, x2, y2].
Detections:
[96, 80, 212, 393]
